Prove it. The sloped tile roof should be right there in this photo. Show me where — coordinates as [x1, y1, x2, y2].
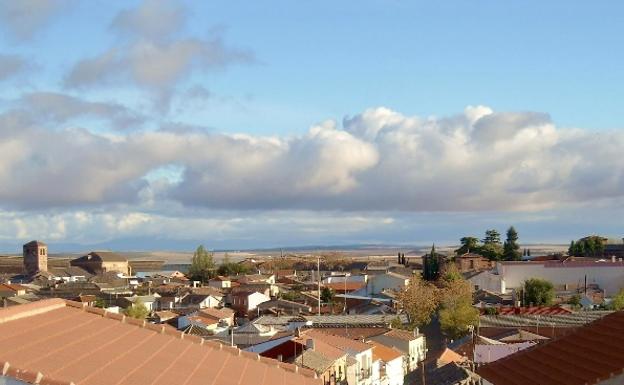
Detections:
[369, 341, 403, 362]
[478, 311, 624, 385]
[0, 299, 321, 385]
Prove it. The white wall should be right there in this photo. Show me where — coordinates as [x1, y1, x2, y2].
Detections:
[385, 357, 404, 385]
[497, 261, 624, 295]
[247, 292, 271, 311]
[366, 274, 409, 295]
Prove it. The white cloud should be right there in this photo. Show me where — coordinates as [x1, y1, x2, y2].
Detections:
[1, 105, 623, 215]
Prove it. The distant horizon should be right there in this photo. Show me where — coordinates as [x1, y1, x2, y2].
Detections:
[0, 240, 573, 256]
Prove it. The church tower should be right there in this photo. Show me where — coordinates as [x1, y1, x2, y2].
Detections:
[23, 240, 48, 276]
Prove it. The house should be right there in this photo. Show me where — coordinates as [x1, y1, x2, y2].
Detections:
[369, 328, 427, 373]
[70, 251, 129, 275]
[48, 266, 92, 283]
[0, 299, 322, 385]
[358, 272, 411, 296]
[478, 311, 624, 385]
[208, 275, 232, 289]
[470, 259, 624, 295]
[0, 283, 28, 297]
[231, 291, 271, 315]
[369, 341, 405, 385]
[238, 274, 276, 285]
[180, 293, 222, 310]
[257, 299, 312, 315]
[454, 253, 495, 273]
[304, 329, 376, 385]
[120, 294, 161, 312]
[178, 307, 235, 334]
[289, 331, 349, 385]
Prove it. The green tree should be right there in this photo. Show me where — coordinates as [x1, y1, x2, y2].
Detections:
[610, 289, 624, 310]
[503, 226, 521, 261]
[442, 264, 463, 283]
[455, 237, 479, 255]
[188, 245, 216, 283]
[125, 299, 150, 319]
[568, 294, 581, 308]
[321, 287, 334, 304]
[483, 229, 501, 245]
[568, 240, 576, 256]
[439, 301, 479, 340]
[479, 242, 504, 261]
[423, 245, 440, 281]
[523, 278, 554, 306]
[438, 270, 478, 340]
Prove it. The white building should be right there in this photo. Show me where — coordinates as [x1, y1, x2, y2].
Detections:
[358, 272, 410, 296]
[369, 329, 426, 373]
[469, 260, 624, 295]
[369, 341, 404, 385]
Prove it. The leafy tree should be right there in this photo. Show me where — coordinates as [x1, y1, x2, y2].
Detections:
[503, 226, 522, 261]
[568, 294, 581, 308]
[483, 229, 501, 245]
[479, 242, 504, 261]
[439, 301, 479, 340]
[568, 240, 576, 256]
[610, 289, 624, 310]
[280, 291, 298, 301]
[441, 264, 463, 283]
[390, 316, 404, 329]
[321, 287, 334, 304]
[396, 275, 438, 327]
[188, 245, 216, 283]
[523, 278, 554, 306]
[438, 270, 478, 340]
[94, 298, 106, 308]
[125, 299, 150, 319]
[455, 237, 479, 255]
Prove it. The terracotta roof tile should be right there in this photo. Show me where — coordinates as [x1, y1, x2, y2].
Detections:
[369, 341, 403, 362]
[478, 311, 624, 385]
[0, 299, 321, 385]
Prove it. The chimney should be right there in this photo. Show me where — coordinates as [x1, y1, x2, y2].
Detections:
[612, 256, 616, 263]
[306, 338, 315, 351]
[277, 354, 283, 362]
[414, 327, 419, 336]
[295, 327, 301, 337]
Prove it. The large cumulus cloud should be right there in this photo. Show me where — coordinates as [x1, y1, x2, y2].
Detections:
[1, 106, 623, 213]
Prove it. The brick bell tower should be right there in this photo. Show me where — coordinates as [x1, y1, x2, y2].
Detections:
[23, 240, 48, 276]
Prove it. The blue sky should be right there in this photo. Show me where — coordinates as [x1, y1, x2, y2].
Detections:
[0, 0, 623, 252]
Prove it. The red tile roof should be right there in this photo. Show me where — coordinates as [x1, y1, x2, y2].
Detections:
[0, 283, 28, 292]
[0, 299, 321, 385]
[477, 311, 624, 385]
[383, 328, 422, 341]
[369, 341, 403, 362]
[492, 306, 573, 316]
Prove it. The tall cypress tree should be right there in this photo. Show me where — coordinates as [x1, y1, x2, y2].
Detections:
[503, 226, 521, 261]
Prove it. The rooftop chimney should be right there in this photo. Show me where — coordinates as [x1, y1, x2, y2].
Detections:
[306, 338, 315, 351]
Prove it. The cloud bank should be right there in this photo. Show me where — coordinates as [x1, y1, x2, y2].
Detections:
[1, 106, 623, 214]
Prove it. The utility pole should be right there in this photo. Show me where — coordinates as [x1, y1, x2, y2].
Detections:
[317, 257, 321, 316]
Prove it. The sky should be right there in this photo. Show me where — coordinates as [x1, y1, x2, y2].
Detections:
[0, 0, 623, 252]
